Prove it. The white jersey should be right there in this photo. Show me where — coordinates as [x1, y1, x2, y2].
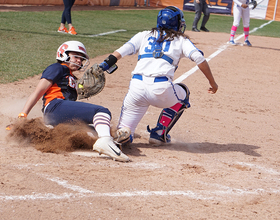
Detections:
[116, 30, 206, 135]
[233, 0, 249, 6]
[116, 30, 204, 80]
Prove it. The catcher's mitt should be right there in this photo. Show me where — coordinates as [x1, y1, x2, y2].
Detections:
[249, 0, 257, 9]
[77, 63, 105, 99]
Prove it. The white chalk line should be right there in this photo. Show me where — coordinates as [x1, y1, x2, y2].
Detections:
[1, 160, 279, 202]
[174, 20, 273, 84]
[79, 29, 127, 37]
[0, 191, 209, 201]
[1, 184, 279, 202]
[42, 174, 95, 194]
[54, 29, 127, 37]
[236, 162, 280, 175]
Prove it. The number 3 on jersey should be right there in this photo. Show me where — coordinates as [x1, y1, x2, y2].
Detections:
[144, 36, 171, 53]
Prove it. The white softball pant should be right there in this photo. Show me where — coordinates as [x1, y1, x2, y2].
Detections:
[118, 75, 187, 136]
[233, 4, 250, 27]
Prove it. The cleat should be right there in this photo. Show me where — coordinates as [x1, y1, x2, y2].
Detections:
[57, 27, 68, 34]
[200, 26, 209, 32]
[93, 136, 130, 162]
[68, 27, 77, 35]
[244, 40, 252, 47]
[147, 126, 171, 145]
[228, 40, 237, 45]
[192, 27, 200, 32]
[114, 127, 131, 145]
[149, 132, 171, 145]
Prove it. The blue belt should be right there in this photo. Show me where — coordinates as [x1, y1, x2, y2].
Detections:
[132, 74, 168, 82]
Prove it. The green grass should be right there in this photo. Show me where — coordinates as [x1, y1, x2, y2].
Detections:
[0, 9, 279, 83]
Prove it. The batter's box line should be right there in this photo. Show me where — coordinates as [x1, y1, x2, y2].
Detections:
[0, 191, 213, 201]
[1, 188, 279, 202]
[1, 173, 279, 202]
[236, 162, 280, 175]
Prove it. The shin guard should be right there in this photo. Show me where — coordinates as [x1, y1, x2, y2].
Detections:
[148, 83, 190, 143]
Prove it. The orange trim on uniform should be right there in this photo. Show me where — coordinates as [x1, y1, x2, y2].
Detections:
[61, 63, 73, 77]
[44, 83, 65, 106]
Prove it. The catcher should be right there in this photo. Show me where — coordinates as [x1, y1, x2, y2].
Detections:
[15, 40, 130, 162]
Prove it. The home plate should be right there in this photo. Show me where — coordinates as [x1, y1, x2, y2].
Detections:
[71, 150, 108, 158]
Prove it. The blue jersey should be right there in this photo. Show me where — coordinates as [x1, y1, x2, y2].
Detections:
[41, 63, 111, 126]
[41, 63, 77, 108]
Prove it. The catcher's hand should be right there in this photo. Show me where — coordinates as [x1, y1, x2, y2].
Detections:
[77, 63, 106, 99]
[249, 0, 257, 9]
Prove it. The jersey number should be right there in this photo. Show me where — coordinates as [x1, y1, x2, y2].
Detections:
[144, 36, 171, 53]
[68, 76, 76, 89]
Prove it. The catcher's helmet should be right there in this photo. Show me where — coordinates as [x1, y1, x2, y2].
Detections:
[56, 41, 89, 70]
[157, 6, 186, 33]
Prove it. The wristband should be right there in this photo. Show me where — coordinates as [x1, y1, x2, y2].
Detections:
[99, 54, 118, 71]
[99, 61, 110, 71]
[18, 113, 27, 118]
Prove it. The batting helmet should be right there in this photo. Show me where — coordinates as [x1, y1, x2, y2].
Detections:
[56, 41, 89, 70]
[156, 6, 186, 33]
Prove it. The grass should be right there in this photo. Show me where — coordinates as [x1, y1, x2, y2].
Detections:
[0, 9, 279, 84]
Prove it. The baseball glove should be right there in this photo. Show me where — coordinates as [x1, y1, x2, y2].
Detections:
[249, 0, 257, 9]
[77, 63, 105, 99]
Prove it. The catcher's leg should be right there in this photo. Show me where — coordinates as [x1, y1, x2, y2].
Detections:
[147, 83, 190, 144]
[116, 79, 150, 146]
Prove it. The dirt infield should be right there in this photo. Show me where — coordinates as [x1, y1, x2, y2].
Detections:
[0, 6, 280, 219]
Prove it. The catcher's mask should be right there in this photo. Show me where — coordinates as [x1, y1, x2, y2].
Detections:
[56, 41, 89, 70]
[157, 6, 186, 33]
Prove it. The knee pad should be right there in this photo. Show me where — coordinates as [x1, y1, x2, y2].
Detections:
[176, 83, 191, 109]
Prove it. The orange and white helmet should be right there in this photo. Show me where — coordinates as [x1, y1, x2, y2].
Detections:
[56, 41, 89, 70]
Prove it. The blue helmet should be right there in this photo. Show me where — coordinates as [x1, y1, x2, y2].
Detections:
[157, 6, 186, 33]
